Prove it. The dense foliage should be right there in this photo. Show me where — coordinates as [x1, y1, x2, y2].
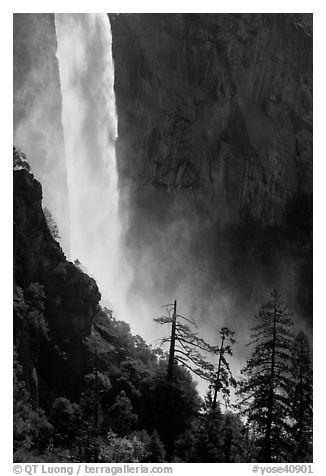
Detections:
[237, 291, 312, 462]
[13, 151, 313, 463]
[13, 286, 313, 463]
[43, 207, 60, 240]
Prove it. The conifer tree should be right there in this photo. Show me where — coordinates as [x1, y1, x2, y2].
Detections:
[237, 290, 293, 462]
[211, 327, 237, 409]
[288, 331, 313, 462]
[154, 300, 214, 382]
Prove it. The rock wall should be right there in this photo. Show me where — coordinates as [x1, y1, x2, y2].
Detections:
[110, 13, 312, 226]
[110, 14, 312, 326]
[14, 161, 100, 401]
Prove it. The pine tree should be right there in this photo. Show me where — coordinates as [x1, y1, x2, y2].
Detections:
[288, 331, 313, 462]
[210, 327, 237, 409]
[154, 300, 214, 382]
[237, 290, 293, 462]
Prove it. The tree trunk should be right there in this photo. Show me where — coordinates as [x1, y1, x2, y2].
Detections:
[13, 222, 18, 292]
[94, 336, 99, 463]
[264, 302, 277, 462]
[167, 300, 177, 382]
[299, 360, 304, 444]
[212, 333, 225, 409]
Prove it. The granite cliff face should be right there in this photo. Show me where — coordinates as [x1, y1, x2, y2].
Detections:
[14, 158, 101, 402]
[110, 14, 312, 325]
[110, 13, 312, 226]
[12, 15, 313, 390]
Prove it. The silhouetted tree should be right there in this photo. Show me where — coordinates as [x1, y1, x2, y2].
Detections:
[210, 327, 237, 409]
[288, 331, 313, 461]
[154, 300, 214, 382]
[237, 290, 293, 462]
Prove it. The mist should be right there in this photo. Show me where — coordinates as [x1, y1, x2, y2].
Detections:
[13, 13, 312, 398]
[118, 185, 312, 394]
[13, 13, 70, 253]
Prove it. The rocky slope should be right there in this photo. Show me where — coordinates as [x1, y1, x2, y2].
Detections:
[14, 155, 100, 403]
[12, 14, 312, 370]
[109, 13, 312, 326]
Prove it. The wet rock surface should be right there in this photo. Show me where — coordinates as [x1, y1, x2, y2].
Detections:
[110, 13, 312, 325]
[110, 13, 312, 226]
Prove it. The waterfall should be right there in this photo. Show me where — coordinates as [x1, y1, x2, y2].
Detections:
[55, 13, 125, 312]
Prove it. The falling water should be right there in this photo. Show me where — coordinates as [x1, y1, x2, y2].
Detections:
[55, 13, 126, 313]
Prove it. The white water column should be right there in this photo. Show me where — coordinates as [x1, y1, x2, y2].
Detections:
[55, 13, 124, 310]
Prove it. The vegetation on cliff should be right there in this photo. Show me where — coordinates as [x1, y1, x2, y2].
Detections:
[13, 148, 312, 463]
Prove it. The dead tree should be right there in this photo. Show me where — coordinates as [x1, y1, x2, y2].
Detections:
[155, 300, 215, 382]
[167, 300, 177, 381]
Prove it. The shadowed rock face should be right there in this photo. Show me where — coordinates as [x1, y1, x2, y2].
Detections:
[110, 14, 312, 327]
[14, 165, 101, 400]
[110, 13, 312, 225]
